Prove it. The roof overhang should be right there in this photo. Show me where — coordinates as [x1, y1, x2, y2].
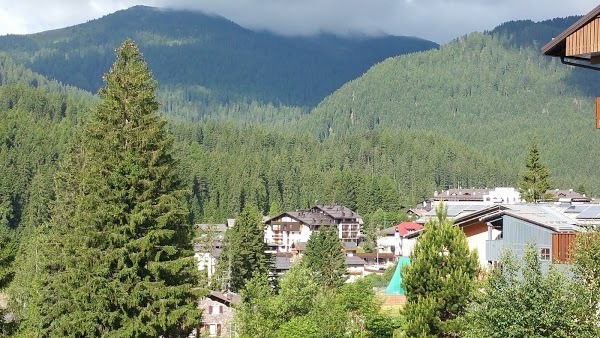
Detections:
[541, 5, 600, 71]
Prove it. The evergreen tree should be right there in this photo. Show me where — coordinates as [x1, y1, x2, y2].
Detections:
[217, 203, 270, 292]
[465, 246, 598, 337]
[0, 218, 15, 291]
[17, 39, 201, 337]
[0, 223, 16, 335]
[518, 140, 552, 202]
[303, 226, 346, 288]
[401, 204, 479, 337]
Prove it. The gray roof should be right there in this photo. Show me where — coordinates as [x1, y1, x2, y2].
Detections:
[292, 242, 307, 251]
[312, 204, 362, 221]
[208, 291, 241, 305]
[345, 256, 366, 266]
[275, 255, 293, 270]
[423, 203, 487, 219]
[379, 226, 397, 236]
[266, 204, 361, 227]
[433, 189, 490, 201]
[481, 204, 581, 232]
[195, 224, 228, 232]
[286, 210, 336, 226]
[342, 242, 358, 250]
[546, 189, 589, 201]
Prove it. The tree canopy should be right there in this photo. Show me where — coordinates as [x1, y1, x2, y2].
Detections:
[465, 245, 598, 338]
[303, 225, 347, 289]
[10, 39, 201, 337]
[401, 204, 479, 337]
[518, 140, 552, 202]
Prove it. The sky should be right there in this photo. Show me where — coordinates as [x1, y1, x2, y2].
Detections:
[0, 1, 598, 44]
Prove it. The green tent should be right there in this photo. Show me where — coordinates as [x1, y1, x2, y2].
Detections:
[385, 256, 410, 295]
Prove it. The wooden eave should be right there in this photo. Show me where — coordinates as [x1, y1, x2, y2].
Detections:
[541, 5, 600, 60]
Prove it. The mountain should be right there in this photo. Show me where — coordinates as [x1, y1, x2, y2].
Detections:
[299, 17, 600, 194]
[0, 5, 438, 112]
[0, 52, 513, 229]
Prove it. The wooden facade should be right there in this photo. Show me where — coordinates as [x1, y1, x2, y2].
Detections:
[462, 221, 487, 237]
[551, 233, 576, 264]
[565, 17, 600, 60]
[542, 6, 600, 128]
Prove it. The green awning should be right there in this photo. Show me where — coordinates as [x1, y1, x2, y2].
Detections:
[385, 256, 410, 295]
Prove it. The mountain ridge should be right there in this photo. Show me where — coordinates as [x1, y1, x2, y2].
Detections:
[0, 5, 438, 110]
[299, 18, 600, 193]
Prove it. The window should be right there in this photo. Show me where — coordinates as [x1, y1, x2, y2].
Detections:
[209, 323, 217, 336]
[540, 247, 551, 261]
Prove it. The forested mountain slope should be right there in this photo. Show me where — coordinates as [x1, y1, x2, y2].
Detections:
[0, 50, 514, 231]
[0, 54, 92, 231]
[302, 18, 600, 194]
[0, 5, 437, 114]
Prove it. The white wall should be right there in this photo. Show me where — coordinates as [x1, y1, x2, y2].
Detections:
[466, 228, 502, 268]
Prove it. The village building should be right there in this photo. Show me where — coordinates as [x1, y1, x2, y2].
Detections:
[410, 203, 586, 269]
[194, 223, 228, 279]
[264, 204, 362, 253]
[196, 291, 241, 337]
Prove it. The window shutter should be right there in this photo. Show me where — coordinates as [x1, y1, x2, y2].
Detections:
[217, 323, 222, 335]
[219, 305, 223, 314]
[208, 305, 213, 314]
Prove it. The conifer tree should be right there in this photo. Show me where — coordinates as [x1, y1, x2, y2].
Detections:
[401, 204, 479, 337]
[518, 140, 551, 202]
[303, 226, 346, 288]
[0, 221, 16, 335]
[17, 40, 200, 337]
[216, 203, 270, 292]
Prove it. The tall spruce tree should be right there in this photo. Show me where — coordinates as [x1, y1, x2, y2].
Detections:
[518, 140, 551, 203]
[303, 226, 346, 288]
[17, 40, 200, 337]
[216, 204, 270, 292]
[401, 204, 479, 337]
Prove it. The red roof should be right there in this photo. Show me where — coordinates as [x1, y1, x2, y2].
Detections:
[397, 222, 423, 236]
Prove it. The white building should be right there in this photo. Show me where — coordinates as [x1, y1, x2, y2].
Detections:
[264, 204, 362, 253]
[194, 223, 228, 279]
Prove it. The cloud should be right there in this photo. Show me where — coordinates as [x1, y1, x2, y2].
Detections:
[0, 0, 597, 43]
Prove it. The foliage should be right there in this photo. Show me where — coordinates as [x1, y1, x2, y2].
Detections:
[12, 40, 201, 337]
[0, 223, 16, 290]
[571, 229, 600, 313]
[304, 27, 600, 194]
[0, 222, 16, 336]
[401, 204, 479, 337]
[465, 245, 599, 338]
[173, 123, 513, 221]
[236, 263, 399, 338]
[214, 204, 270, 292]
[236, 274, 278, 338]
[518, 140, 552, 202]
[303, 225, 347, 288]
[362, 208, 406, 252]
